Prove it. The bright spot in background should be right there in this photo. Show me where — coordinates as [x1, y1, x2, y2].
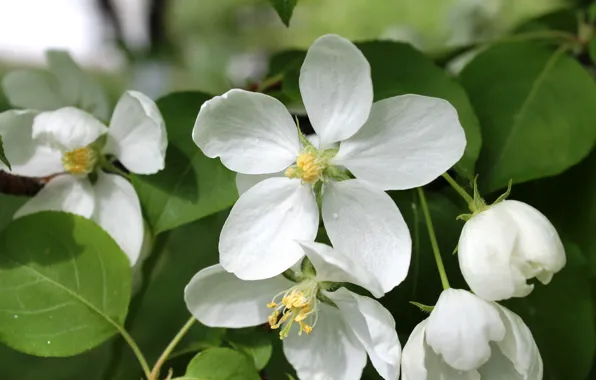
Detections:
[0, 0, 126, 70]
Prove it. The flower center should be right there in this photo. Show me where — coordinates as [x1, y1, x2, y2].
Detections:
[267, 280, 320, 339]
[62, 147, 97, 175]
[285, 151, 326, 183]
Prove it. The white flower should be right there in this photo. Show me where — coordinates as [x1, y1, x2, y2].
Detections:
[458, 200, 566, 301]
[0, 91, 167, 265]
[185, 242, 401, 380]
[402, 289, 543, 379]
[192, 34, 466, 292]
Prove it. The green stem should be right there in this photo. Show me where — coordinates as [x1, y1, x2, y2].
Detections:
[256, 73, 283, 93]
[149, 316, 197, 380]
[118, 327, 152, 379]
[442, 172, 474, 204]
[417, 187, 450, 290]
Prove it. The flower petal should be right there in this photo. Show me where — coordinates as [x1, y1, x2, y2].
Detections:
[236, 171, 284, 196]
[104, 91, 167, 174]
[184, 264, 292, 328]
[0, 110, 63, 177]
[299, 34, 373, 146]
[458, 205, 533, 301]
[401, 321, 429, 380]
[220, 177, 318, 280]
[477, 343, 526, 379]
[92, 172, 144, 265]
[14, 175, 94, 218]
[322, 179, 411, 293]
[492, 303, 543, 378]
[330, 288, 401, 380]
[2, 70, 67, 111]
[500, 200, 566, 283]
[32, 107, 108, 151]
[426, 289, 505, 372]
[283, 303, 367, 380]
[193, 89, 299, 174]
[333, 95, 466, 190]
[298, 241, 384, 297]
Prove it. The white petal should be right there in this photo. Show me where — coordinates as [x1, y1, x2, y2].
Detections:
[458, 206, 533, 301]
[2, 70, 67, 110]
[32, 108, 108, 151]
[46, 50, 110, 121]
[283, 303, 367, 380]
[322, 179, 411, 293]
[104, 91, 167, 174]
[192, 89, 299, 174]
[184, 264, 292, 328]
[499, 200, 566, 282]
[330, 288, 401, 380]
[426, 289, 506, 372]
[92, 172, 144, 265]
[0, 110, 63, 177]
[15, 175, 94, 218]
[477, 343, 525, 379]
[492, 303, 543, 378]
[401, 320, 429, 380]
[299, 34, 373, 145]
[236, 171, 284, 196]
[298, 241, 384, 298]
[333, 95, 466, 190]
[220, 177, 318, 280]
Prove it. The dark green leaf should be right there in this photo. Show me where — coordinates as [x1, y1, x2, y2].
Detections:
[514, 8, 578, 34]
[133, 92, 238, 234]
[226, 327, 273, 371]
[0, 135, 11, 169]
[505, 245, 595, 380]
[108, 212, 227, 380]
[0, 211, 131, 356]
[589, 38, 596, 65]
[275, 41, 482, 178]
[268, 0, 298, 27]
[460, 42, 596, 192]
[0, 194, 26, 230]
[183, 347, 260, 380]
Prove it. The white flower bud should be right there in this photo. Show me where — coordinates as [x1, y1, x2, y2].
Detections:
[458, 200, 566, 301]
[402, 289, 543, 379]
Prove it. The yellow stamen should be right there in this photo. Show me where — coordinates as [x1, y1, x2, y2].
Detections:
[62, 147, 96, 174]
[267, 280, 320, 339]
[285, 151, 325, 183]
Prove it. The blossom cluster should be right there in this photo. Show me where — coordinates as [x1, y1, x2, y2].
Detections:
[186, 34, 566, 379]
[0, 36, 567, 380]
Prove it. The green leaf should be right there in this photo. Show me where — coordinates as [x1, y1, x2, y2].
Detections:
[460, 42, 596, 192]
[505, 245, 595, 380]
[589, 38, 596, 65]
[0, 135, 11, 169]
[0, 211, 131, 356]
[274, 41, 482, 178]
[514, 8, 578, 34]
[268, 0, 298, 27]
[183, 347, 260, 380]
[226, 328, 273, 371]
[107, 212, 227, 380]
[133, 92, 238, 234]
[0, 194, 27, 231]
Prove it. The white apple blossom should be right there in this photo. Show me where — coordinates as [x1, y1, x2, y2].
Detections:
[185, 242, 401, 380]
[0, 91, 166, 265]
[402, 288, 543, 379]
[458, 200, 566, 301]
[192, 33, 467, 292]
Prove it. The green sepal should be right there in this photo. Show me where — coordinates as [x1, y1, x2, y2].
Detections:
[300, 257, 317, 278]
[492, 179, 513, 205]
[410, 301, 434, 313]
[452, 244, 459, 255]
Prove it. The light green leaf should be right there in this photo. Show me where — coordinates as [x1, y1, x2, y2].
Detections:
[226, 328, 273, 371]
[183, 347, 260, 380]
[132, 92, 237, 234]
[268, 0, 298, 27]
[0, 135, 10, 169]
[505, 245, 595, 380]
[0, 211, 131, 356]
[460, 42, 596, 192]
[275, 41, 482, 178]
